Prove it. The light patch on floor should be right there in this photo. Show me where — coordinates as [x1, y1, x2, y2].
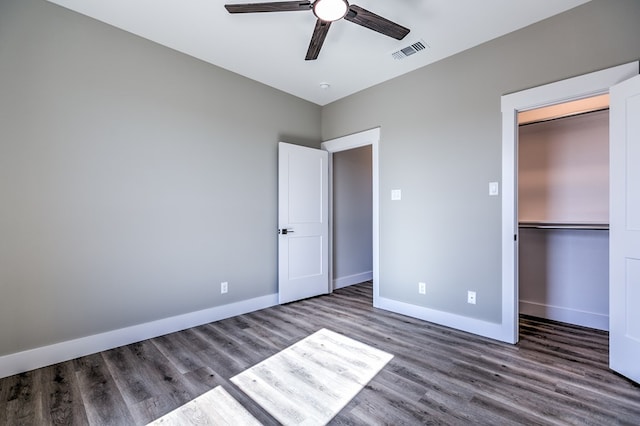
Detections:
[231, 328, 393, 425]
[147, 385, 262, 425]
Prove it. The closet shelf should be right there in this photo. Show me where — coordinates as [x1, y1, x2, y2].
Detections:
[519, 222, 609, 230]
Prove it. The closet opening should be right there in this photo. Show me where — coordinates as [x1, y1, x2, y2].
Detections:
[517, 94, 610, 333]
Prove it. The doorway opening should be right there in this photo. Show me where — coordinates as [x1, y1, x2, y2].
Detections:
[331, 145, 373, 290]
[322, 127, 380, 305]
[517, 97, 610, 333]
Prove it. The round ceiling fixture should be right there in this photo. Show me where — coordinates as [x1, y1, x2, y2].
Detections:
[319, 82, 331, 90]
[313, 0, 349, 22]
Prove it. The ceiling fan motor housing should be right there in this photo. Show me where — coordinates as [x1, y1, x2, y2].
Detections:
[313, 0, 349, 22]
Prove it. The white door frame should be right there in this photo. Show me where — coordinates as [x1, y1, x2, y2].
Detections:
[322, 128, 380, 304]
[500, 62, 639, 344]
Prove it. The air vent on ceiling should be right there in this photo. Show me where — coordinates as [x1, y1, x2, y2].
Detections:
[391, 40, 429, 60]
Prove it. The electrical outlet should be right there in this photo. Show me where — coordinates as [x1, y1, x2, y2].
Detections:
[467, 290, 476, 304]
[418, 282, 426, 294]
[221, 281, 228, 294]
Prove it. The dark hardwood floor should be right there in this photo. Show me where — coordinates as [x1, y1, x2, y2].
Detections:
[1, 282, 639, 425]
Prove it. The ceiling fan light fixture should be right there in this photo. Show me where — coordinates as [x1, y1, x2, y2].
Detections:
[313, 0, 348, 22]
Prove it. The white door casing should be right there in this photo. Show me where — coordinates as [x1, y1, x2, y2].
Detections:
[501, 61, 639, 345]
[322, 127, 380, 301]
[278, 142, 329, 304]
[609, 74, 640, 384]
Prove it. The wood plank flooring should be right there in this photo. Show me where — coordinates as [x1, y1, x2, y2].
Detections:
[1, 282, 639, 425]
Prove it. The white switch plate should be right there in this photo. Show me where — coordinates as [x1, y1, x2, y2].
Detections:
[467, 290, 476, 304]
[221, 281, 228, 294]
[489, 182, 499, 196]
[391, 189, 402, 201]
[418, 282, 426, 294]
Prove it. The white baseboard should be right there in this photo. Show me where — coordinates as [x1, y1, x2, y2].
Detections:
[375, 297, 512, 343]
[519, 300, 609, 331]
[333, 271, 373, 289]
[0, 293, 278, 379]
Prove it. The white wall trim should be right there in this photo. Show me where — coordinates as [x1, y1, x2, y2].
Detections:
[501, 61, 639, 344]
[377, 297, 507, 342]
[0, 293, 278, 379]
[322, 127, 380, 302]
[520, 300, 608, 331]
[334, 271, 373, 289]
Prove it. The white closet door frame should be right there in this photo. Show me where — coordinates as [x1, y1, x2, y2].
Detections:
[500, 61, 639, 344]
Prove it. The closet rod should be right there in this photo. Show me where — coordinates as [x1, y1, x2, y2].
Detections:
[519, 222, 609, 230]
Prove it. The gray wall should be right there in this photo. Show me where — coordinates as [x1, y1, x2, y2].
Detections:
[519, 228, 609, 330]
[0, 0, 321, 356]
[519, 110, 609, 224]
[321, 0, 640, 323]
[332, 146, 373, 287]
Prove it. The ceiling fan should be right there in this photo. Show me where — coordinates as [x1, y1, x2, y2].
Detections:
[224, 0, 410, 60]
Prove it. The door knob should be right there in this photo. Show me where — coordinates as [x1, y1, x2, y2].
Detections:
[279, 228, 294, 235]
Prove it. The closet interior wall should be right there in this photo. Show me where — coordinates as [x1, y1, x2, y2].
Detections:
[518, 109, 610, 331]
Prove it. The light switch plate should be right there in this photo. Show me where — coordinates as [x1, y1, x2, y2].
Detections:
[391, 189, 402, 201]
[489, 182, 499, 196]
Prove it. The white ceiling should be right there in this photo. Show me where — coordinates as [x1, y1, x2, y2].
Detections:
[46, 0, 591, 106]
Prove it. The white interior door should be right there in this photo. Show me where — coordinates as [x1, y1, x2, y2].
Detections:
[278, 142, 329, 304]
[610, 74, 640, 384]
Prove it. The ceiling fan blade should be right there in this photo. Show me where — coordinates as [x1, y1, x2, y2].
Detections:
[225, 1, 311, 13]
[345, 5, 410, 40]
[305, 19, 331, 61]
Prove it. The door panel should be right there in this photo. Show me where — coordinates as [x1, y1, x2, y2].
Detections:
[625, 91, 640, 231]
[278, 142, 329, 304]
[289, 236, 323, 279]
[625, 259, 640, 341]
[288, 153, 324, 223]
[609, 74, 640, 384]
